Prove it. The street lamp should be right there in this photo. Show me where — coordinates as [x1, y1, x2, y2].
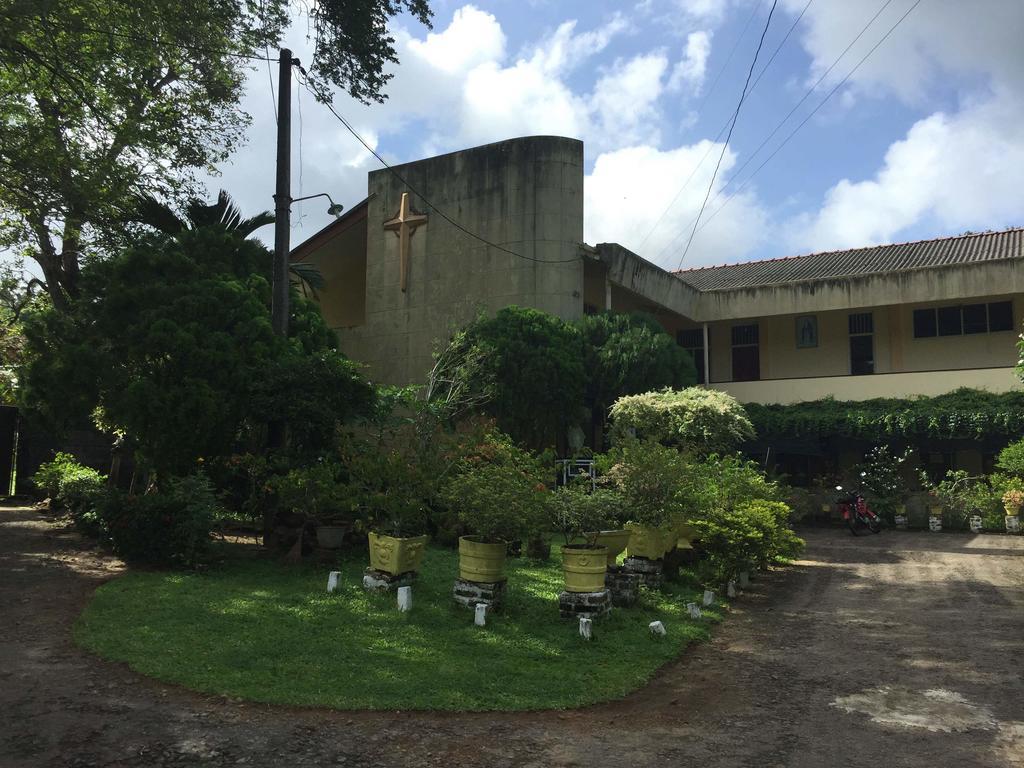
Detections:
[292, 192, 345, 218]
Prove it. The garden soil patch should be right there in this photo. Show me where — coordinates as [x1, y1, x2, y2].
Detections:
[3, 503, 1023, 767]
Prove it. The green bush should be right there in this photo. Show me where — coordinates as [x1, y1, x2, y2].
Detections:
[33, 452, 109, 535]
[600, 439, 692, 528]
[996, 438, 1024, 478]
[691, 499, 803, 584]
[441, 432, 552, 543]
[549, 482, 625, 545]
[101, 474, 220, 567]
[921, 470, 1002, 529]
[608, 388, 754, 455]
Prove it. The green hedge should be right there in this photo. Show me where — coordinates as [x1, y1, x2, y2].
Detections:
[746, 388, 1024, 441]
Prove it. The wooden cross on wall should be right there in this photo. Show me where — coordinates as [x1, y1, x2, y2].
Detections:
[383, 192, 428, 292]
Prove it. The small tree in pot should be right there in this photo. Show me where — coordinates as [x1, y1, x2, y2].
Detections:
[550, 482, 624, 591]
[271, 460, 358, 550]
[602, 440, 687, 560]
[441, 431, 550, 584]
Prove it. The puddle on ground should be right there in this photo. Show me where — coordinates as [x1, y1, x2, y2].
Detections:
[832, 687, 996, 733]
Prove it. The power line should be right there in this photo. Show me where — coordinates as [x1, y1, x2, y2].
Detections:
[692, 0, 896, 228]
[692, 0, 764, 119]
[635, 0, 813, 253]
[695, 0, 922, 235]
[673, 0, 780, 271]
[297, 76, 580, 265]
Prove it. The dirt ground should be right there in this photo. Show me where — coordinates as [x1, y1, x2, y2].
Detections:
[2, 502, 1023, 768]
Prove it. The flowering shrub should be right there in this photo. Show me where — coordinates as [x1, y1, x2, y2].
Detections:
[608, 387, 754, 455]
[1002, 488, 1024, 512]
[441, 431, 552, 543]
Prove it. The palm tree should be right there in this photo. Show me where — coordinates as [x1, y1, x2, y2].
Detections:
[135, 190, 324, 295]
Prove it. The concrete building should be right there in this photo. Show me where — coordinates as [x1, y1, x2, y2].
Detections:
[293, 134, 1022, 409]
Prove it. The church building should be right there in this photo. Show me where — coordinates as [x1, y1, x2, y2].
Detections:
[292, 134, 1022, 422]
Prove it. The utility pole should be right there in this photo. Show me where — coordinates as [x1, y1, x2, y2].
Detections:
[268, 48, 295, 457]
[271, 48, 294, 338]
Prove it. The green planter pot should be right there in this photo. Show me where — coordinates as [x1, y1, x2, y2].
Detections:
[368, 532, 428, 575]
[561, 544, 609, 593]
[458, 536, 507, 583]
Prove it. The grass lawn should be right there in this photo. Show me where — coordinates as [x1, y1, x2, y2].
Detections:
[75, 543, 721, 711]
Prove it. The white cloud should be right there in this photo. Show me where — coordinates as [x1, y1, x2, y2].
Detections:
[585, 143, 769, 269]
[790, 91, 1024, 251]
[782, 0, 1024, 104]
[589, 53, 669, 148]
[781, 0, 1024, 252]
[668, 30, 712, 92]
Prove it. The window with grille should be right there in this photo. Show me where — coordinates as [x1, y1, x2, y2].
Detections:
[848, 312, 874, 376]
[677, 328, 706, 383]
[730, 323, 759, 382]
[913, 301, 1014, 338]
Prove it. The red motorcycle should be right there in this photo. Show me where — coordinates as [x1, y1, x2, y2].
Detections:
[835, 485, 882, 535]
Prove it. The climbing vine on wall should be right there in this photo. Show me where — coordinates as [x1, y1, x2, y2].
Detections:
[746, 388, 1024, 441]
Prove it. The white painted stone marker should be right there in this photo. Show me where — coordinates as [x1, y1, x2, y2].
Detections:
[727, 580, 737, 598]
[739, 571, 750, 589]
[397, 586, 412, 612]
[474, 603, 488, 627]
[649, 620, 666, 636]
[703, 589, 715, 607]
[686, 602, 702, 620]
[579, 616, 592, 640]
[327, 571, 341, 593]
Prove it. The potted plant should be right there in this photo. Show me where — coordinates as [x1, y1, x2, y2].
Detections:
[441, 433, 550, 584]
[272, 462, 357, 550]
[348, 443, 431, 576]
[602, 440, 685, 560]
[1002, 488, 1023, 534]
[551, 482, 622, 591]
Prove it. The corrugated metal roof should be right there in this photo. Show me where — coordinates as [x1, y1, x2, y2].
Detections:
[674, 228, 1024, 291]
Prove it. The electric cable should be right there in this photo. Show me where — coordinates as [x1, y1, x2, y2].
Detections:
[673, 0, 780, 271]
[694, 0, 923, 238]
[297, 74, 580, 265]
[635, 0, 813, 253]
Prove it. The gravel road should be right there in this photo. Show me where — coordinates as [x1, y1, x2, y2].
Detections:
[2, 503, 1022, 767]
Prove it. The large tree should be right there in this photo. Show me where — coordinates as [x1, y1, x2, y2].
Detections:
[18, 225, 373, 476]
[577, 311, 698, 446]
[0, 0, 431, 311]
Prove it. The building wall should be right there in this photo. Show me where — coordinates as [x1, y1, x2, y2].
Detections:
[315, 136, 586, 385]
[703, 293, 1022, 389]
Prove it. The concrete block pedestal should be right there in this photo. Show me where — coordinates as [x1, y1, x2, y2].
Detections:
[559, 589, 611, 619]
[363, 569, 416, 593]
[605, 566, 640, 607]
[453, 578, 507, 611]
[622, 556, 664, 589]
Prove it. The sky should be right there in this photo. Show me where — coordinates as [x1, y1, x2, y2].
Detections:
[30, 0, 1024, 275]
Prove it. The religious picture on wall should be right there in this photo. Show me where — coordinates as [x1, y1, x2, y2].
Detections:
[796, 315, 818, 348]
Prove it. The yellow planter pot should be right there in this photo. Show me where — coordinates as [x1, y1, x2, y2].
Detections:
[561, 545, 610, 593]
[458, 536, 507, 583]
[367, 532, 428, 575]
[625, 524, 666, 560]
[928, 505, 943, 518]
[675, 522, 698, 551]
[588, 529, 632, 567]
